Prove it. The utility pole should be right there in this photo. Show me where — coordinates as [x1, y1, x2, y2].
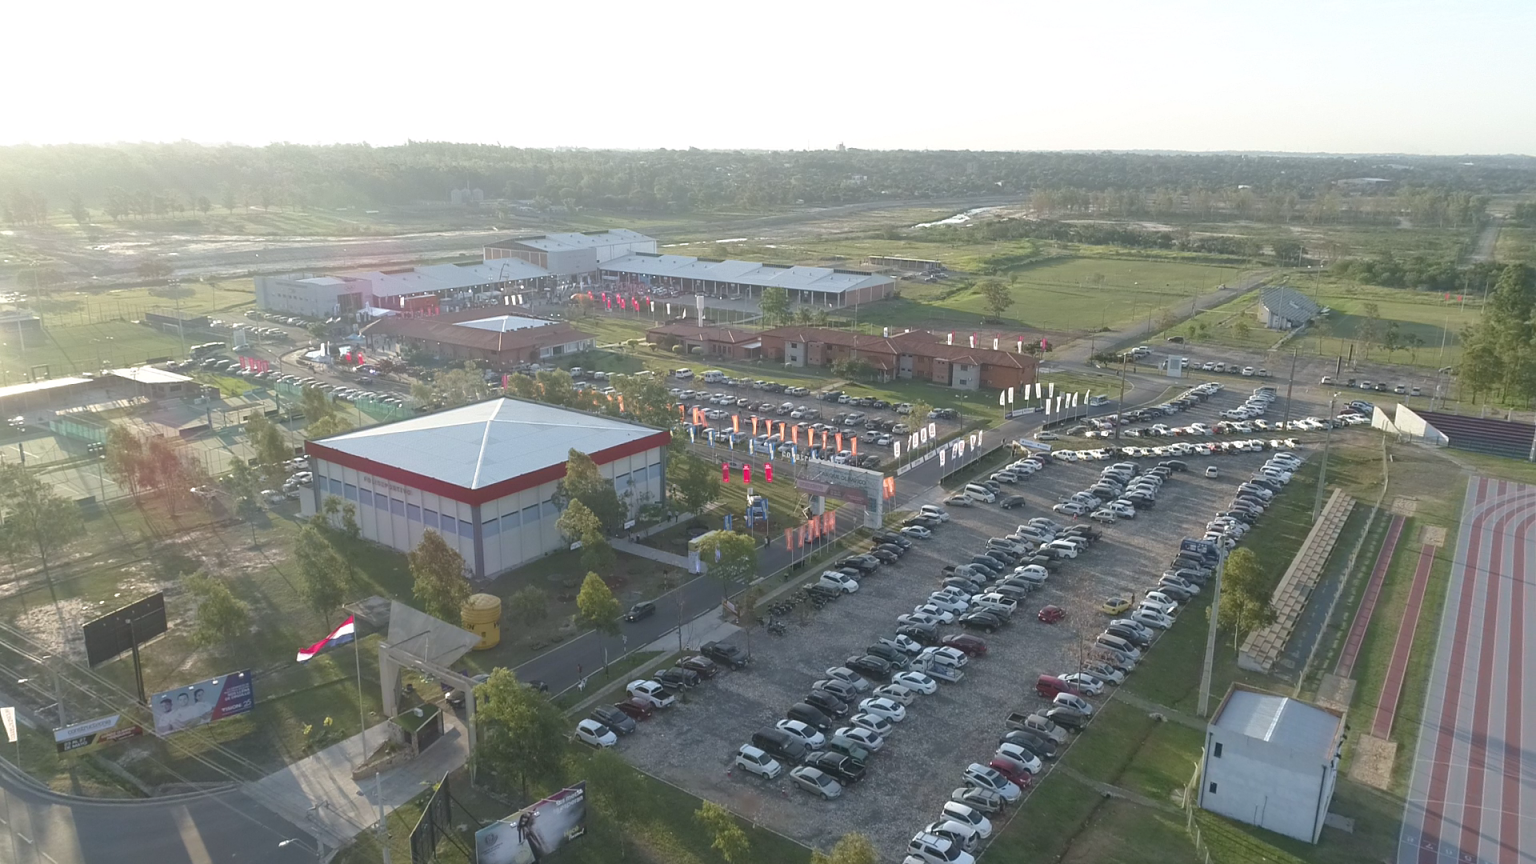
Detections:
[1198, 546, 1229, 717]
[1312, 394, 1338, 522]
[1112, 358, 1129, 442]
[374, 771, 391, 864]
[1279, 351, 1298, 431]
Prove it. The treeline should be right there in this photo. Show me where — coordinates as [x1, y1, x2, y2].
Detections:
[0, 142, 1532, 220]
[1029, 185, 1489, 229]
[915, 216, 1302, 263]
[1459, 264, 1536, 402]
[1513, 202, 1536, 226]
[1329, 256, 1501, 293]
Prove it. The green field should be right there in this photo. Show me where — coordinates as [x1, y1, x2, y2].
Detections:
[1495, 224, 1536, 264]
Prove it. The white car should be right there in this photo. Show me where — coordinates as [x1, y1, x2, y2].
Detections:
[625, 679, 675, 708]
[776, 719, 826, 749]
[919, 505, 951, 523]
[1042, 540, 1080, 559]
[941, 801, 994, 838]
[874, 683, 917, 705]
[1054, 692, 1094, 716]
[902, 525, 933, 540]
[1131, 607, 1174, 630]
[893, 670, 938, 694]
[574, 718, 617, 748]
[859, 697, 907, 723]
[1089, 509, 1117, 525]
[920, 646, 970, 667]
[963, 763, 1021, 802]
[823, 667, 872, 692]
[1107, 500, 1136, 518]
[900, 611, 943, 628]
[1052, 501, 1087, 516]
[835, 725, 886, 751]
[926, 593, 970, 614]
[908, 832, 976, 864]
[850, 711, 894, 737]
[1058, 672, 1105, 695]
[1082, 662, 1124, 685]
[1140, 593, 1179, 615]
[995, 742, 1044, 774]
[735, 745, 783, 779]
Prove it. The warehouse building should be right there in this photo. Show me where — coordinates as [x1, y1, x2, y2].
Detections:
[484, 229, 658, 277]
[304, 398, 671, 578]
[256, 260, 552, 318]
[360, 309, 594, 365]
[1199, 685, 1345, 843]
[759, 326, 1036, 391]
[599, 253, 894, 308]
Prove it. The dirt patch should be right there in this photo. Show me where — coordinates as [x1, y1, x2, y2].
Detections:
[1392, 496, 1419, 517]
[1316, 673, 1355, 712]
[1347, 734, 1396, 790]
[1421, 525, 1447, 548]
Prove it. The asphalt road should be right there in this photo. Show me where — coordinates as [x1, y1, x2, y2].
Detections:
[0, 762, 315, 864]
[1398, 477, 1536, 864]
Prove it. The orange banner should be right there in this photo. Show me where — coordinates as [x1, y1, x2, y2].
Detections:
[836, 433, 844, 452]
[791, 425, 799, 445]
[751, 416, 759, 434]
[732, 415, 740, 434]
[851, 438, 858, 457]
[784, 528, 792, 549]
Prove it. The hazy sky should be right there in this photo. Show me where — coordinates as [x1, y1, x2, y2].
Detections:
[7, 0, 1532, 154]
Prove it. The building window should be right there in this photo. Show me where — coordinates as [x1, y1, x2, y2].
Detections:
[390, 498, 405, 517]
[439, 517, 456, 535]
[501, 511, 520, 529]
[406, 504, 421, 522]
[522, 504, 540, 523]
[1208, 782, 1218, 794]
[424, 508, 439, 529]
[541, 500, 557, 518]
[344, 483, 357, 501]
[459, 519, 473, 536]
[1213, 742, 1223, 758]
[483, 517, 500, 537]
[374, 492, 389, 510]
[359, 489, 374, 507]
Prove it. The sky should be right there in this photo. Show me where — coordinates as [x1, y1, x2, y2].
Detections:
[5, 0, 1533, 155]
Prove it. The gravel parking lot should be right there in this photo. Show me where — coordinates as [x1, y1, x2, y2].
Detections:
[613, 429, 1304, 859]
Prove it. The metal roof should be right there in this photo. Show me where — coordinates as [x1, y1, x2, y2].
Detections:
[1213, 688, 1342, 757]
[110, 366, 194, 385]
[453, 315, 557, 334]
[0, 377, 93, 400]
[487, 229, 655, 253]
[308, 398, 667, 493]
[340, 260, 550, 298]
[1259, 286, 1322, 323]
[601, 253, 892, 295]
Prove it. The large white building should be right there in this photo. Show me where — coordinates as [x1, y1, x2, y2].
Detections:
[598, 252, 894, 308]
[255, 260, 552, 318]
[303, 398, 670, 578]
[1199, 685, 1346, 843]
[484, 229, 658, 277]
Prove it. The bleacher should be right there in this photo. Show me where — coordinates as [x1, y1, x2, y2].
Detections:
[1419, 411, 1533, 460]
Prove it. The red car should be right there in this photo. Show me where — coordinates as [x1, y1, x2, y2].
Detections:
[1037, 605, 1066, 624]
[615, 698, 654, 721]
[941, 634, 989, 657]
[989, 757, 1033, 791]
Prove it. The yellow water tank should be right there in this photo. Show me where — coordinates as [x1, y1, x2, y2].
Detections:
[461, 593, 502, 650]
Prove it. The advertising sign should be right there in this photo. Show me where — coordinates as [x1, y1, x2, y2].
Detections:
[150, 670, 255, 735]
[476, 783, 587, 864]
[53, 713, 143, 753]
[83, 593, 168, 667]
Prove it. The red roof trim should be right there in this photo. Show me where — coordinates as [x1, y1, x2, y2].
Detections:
[305, 429, 672, 506]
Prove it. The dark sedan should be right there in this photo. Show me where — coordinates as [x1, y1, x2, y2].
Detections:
[958, 611, 1002, 633]
[844, 655, 892, 680]
[654, 668, 698, 690]
[1105, 624, 1151, 647]
[678, 655, 720, 678]
[805, 689, 850, 718]
[897, 623, 942, 645]
[1000, 495, 1027, 510]
[864, 644, 912, 670]
[1046, 706, 1089, 731]
[1000, 729, 1057, 759]
[869, 549, 899, 565]
[942, 634, 988, 657]
[624, 601, 657, 622]
[589, 704, 637, 735]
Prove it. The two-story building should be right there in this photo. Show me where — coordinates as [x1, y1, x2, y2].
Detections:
[757, 326, 1035, 392]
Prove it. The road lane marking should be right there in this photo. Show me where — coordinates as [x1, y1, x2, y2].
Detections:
[172, 805, 214, 864]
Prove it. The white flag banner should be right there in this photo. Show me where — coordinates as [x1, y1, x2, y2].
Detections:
[1007, 387, 1015, 405]
[928, 422, 937, 438]
[1048, 382, 1056, 399]
[999, 391, 1006, 407]
[993, 337, 999, 350]
[893, 441, 902, 458]
[1035, 382, 1043, 399]
[1, 705, 15, 744]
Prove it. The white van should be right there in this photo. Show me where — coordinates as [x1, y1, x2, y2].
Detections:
[702, 370, 726, 383]
[963, 484, 996, 504]
[673, 368, 695, 380]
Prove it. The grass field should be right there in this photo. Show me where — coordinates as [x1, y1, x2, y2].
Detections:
[1495, 224, 1536, 264]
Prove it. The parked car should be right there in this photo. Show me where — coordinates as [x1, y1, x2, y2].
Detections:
[734, 745, 784, 779]
[624, 601, 656, 622]
[789, 766, 842, 800]
[625, 680, 675, 708]
[574, 719, 617, 748]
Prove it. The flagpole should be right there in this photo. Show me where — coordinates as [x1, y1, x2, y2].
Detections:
[354, 627, 368, 769]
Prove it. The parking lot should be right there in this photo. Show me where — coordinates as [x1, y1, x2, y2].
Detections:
[611, 429, 1299, 858]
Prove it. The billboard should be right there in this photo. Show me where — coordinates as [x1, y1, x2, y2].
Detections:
[150, 670, 255, 735]
[53, 713, 143, 753]
[83, 593, 168, 667]
[475, 783, 587, 864]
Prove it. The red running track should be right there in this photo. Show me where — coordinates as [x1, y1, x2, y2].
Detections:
[1373, 539, 1436, 739]
[1336, 514, 1406, 679]
[1397, 478, 1536, 864]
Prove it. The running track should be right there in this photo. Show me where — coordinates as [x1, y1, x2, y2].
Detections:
[1375, 540, 1437, 739]
[1399, 478, 1536, 864]
[1337, 514, 1406, 679]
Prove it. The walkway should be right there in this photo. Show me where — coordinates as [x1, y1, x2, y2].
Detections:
[611, 537, 691, 569]
[1336, 515, 1406, 678]
[245, 715, 471, 851]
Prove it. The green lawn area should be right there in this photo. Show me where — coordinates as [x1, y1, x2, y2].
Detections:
[1494, 224, 1536, 264]
[0, 319, 188, 379]
[840, 255, 1250, 337]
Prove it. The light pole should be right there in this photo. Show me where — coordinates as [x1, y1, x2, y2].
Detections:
[1312, 393, 1339, 523]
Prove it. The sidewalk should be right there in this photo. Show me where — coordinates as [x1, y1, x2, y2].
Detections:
[245, 715, 470, 851]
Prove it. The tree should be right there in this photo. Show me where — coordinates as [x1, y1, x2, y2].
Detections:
[811, 832, 878, 864]
[185, 572, 252, 648]
[759, 285, 791, 327]
[475, 667, 566, 798]
[294, 523, 347, 625]
[245, 414, 291, 487]
[669, 453, 722, 515]
[1272, 238, 1306, 266]
[979, 280, 1015, 322]
[692, 530, 758, 596]
[829, 356, 874, 380]
[1215, 548, 1275, 648]
[695, 801, 750, 864]
[575, 572, 622, 637]
[409, 530, 471, 621]
[1234, 319, 1252, 340]
[0, 465, 85, 611]
[103, 425, 146, 495]
[306, 413, 354, 439]
[412, 362, 491, 410]
[555, 450, 625, 533]
[507, 587, 549, 627]
[67, 193, 89, 226]
[322, 494, 361, 540]
[557, 498, 616, 573]
[136, 257, 173, 283]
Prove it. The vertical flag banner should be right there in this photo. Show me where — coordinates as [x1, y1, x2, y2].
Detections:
[893, 441, 902, 459]
[732, 415, 740, 434]
[993, 337, 999, 350]
[743, 464, 751, 484]
[1048, 382, 1056, 399]
[999, 390, 1006, 407]
[948, 332, 954, 345]
[851, 438, 858, 457]
[928, 422, 937, 438]
[751, 416, 759, 434]
[764, 463, 773, 482]
[1007, 386, 1015, 405]
[722, 463, 730, 483]
[784, 528, 792, 549]
[835, 433, 844, 452]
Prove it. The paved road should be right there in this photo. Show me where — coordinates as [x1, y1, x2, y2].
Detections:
[0, 761, 315, 864]
[1399, 477, 1536, 864]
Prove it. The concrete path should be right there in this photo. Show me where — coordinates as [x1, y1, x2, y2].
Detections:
[245, 715, 470, 851]
[1113, 690, 1209, 733]
[611, 537, 691, 569]
[1056, 765, 1184, 815]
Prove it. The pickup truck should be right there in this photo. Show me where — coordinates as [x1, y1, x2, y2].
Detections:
[1005, 710, 1068, 743]
[700, 641, 749, 669]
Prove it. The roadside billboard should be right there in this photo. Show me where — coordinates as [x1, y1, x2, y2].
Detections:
[53, 713, 143, 753]
[475, 782, 587, 864]
[83, 593, 167, 667]
[150, 670, 255, 735]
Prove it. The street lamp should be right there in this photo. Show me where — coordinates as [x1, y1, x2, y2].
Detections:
[1312, 392, 1341, 522]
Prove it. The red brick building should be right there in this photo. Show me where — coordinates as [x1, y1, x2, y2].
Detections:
[644, 323, 762, 360]
[758, 327, 1036, 392]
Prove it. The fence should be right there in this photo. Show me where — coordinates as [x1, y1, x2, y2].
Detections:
[1184, 766, 1215, 864]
